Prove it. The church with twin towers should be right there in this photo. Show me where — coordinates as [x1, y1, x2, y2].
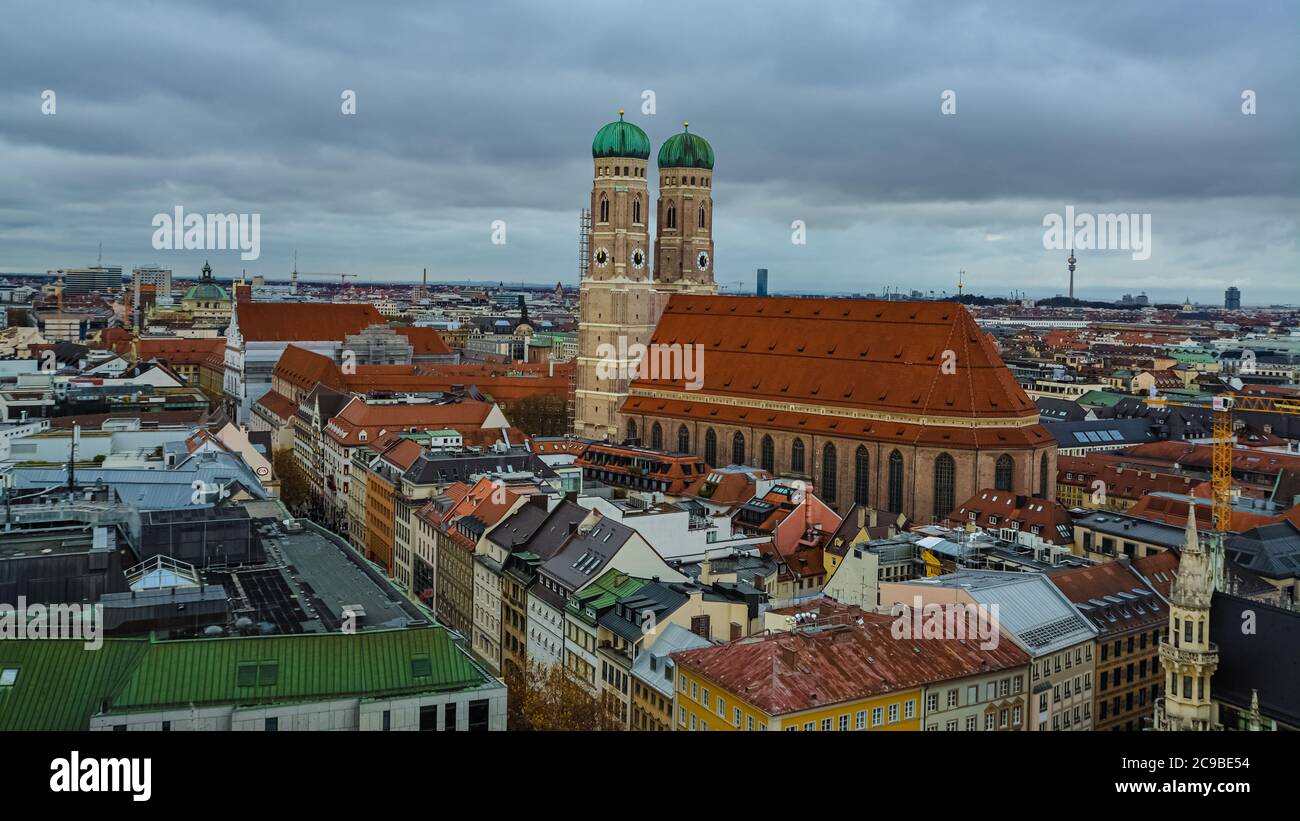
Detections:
[573, 110, 1056, 526]
[574, 111, 719, 441]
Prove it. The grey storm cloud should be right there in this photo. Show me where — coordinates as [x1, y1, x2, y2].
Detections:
[0, 0, 1296, 302]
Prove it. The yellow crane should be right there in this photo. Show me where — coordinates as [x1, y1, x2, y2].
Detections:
[1146, 392, 1300, 533]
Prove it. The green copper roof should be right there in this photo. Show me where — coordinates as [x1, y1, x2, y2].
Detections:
[184, 260, 229, 302]
[184, 282, 229, 301]
[0, 626, 493, 729]
[1075, 390, 1128, 408]
[110, 627, 488, 712]
[567, 569, 647, 624]
[0, 638, 147, 731]
[592, 111, 650, 160]
[658, 124, 714, 170]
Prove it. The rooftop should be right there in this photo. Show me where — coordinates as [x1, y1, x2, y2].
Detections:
[672, 613, 1030, 717]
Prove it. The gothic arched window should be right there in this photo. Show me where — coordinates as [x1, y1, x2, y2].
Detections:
[854, 446, 870, 506]
[633, 196, 642, 224]
[627, 419, 638, 443]
[887, 450, 904, 513]
[821, 443, 838, 503]
[791, 438, 805, 474]
[732, 432, 745, 466]
[933, 453, 956, 520]
[698, 206, 706, 229]
[704, 429, 717, 466]
[760, 435, 775, 472]
[666, 203, 676, 230]
[1039, 451, 1049, 498]
[995, 454, 1013, 492]
[677, 425, 690, 454]
[650, 422, 663, 450]
[599, 194, 609, 223]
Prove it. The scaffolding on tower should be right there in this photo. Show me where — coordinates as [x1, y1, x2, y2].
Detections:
[578, 208, 591, 280]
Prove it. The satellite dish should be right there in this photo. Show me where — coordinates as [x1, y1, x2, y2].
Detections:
[1229, 377, 1244, 391]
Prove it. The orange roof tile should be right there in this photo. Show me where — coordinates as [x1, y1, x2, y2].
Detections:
[1126, 494, 1276, 533]
[627, 296, 1040, 428]
[273, 345, 347, 394]
[672, 614, 1029, 717]
[954, 489, 1074, 543]
[135, 337, 226, 366]
[397, 327, 451, 355]
[235, 302, 384, 342]
[253, 390, 298, 422]
[323, 397, 514, 448]
[378, 437, 425, 471]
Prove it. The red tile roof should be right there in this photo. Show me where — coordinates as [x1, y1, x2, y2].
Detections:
[1126, 494, 1278, 533]
[439, 476, 522, 549]
[253, 390, 297, 422]
[1132, 551, 1179, 598]
[954, 490, 1075, 544]
[1120, 441, 1300, 478]
[527, 438, 591, 457]
[577, 442, 708, 494]
[673, 614, 1030, 716]
[274, 345, 347, 395]
[626, 296, 1044, 443]
[1047, 561, 1166, 634]
[235, 302, 384, 342]
[377, 437, 426, 471]
[269, 345, 571, 404]
[398, 327, 451, 355]
[323, 397, 516, 448]
[134, 337, 226, 366]
[683, 467, 772, 507]
[1057, 454, 1201, 502]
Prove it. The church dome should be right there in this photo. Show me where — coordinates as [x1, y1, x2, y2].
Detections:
[658, 124, 714, 170]
[184, 261, 229, 302]
[592, 111, 651, 160]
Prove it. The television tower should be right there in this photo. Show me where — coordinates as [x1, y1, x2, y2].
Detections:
[1067, 249, 1077, 300]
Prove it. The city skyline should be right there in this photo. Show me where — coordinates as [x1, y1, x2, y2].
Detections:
[1, 0, 1297, 303]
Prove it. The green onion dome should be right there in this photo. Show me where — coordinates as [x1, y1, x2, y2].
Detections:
[592, 110, 651, 160]
[657, 122, 714, 169]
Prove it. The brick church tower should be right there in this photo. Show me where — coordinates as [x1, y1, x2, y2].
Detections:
[574, 111, 658, 440]
[653, 123, 718, 297]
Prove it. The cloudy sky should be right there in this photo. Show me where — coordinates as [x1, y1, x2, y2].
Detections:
[2, 0, 1297, 303]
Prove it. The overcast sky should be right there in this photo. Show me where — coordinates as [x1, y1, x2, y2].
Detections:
[2, 0, 1297, 303]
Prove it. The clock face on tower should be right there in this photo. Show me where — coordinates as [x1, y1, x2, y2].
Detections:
[593, 247, 609, 268]
[630, 248, 646, 270]
[696, 251, 710, 271]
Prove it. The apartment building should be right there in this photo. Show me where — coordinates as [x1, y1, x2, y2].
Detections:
[882, 571, 1100, 731]
[1049, 560, 1168, 730]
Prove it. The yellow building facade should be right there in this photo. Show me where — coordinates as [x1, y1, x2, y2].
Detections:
[673, 665, 920, 732]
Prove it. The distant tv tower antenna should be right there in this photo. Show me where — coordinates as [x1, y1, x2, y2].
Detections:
[957, 269, 966, 298]
[292, 250, 299, 296]
[1067, 248, 1077, 300]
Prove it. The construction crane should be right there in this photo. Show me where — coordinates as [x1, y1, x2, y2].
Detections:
[299, 272, 357, 289]
[1146, 392, 1300, 533]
